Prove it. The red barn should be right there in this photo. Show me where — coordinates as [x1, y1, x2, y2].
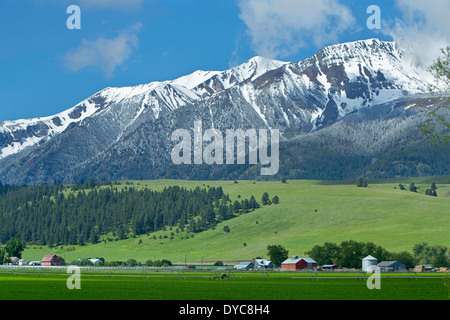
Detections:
[41, 254, 65, 266]
[281, 256, 317, 271]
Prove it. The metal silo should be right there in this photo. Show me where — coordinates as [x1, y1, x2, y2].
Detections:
[362, 255, 378, 272]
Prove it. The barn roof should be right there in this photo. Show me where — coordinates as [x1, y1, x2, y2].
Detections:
[377, 261, 401, 267]
[282, 256, 316, 264]
[254, 259, 272, 266]
[42, 254, 56, 262]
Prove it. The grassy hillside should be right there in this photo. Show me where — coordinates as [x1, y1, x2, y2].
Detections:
[22, 177, 450, 264]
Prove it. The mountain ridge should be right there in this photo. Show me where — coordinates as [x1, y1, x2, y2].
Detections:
[0, 38, 447, 185]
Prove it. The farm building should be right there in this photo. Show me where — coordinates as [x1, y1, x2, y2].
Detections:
[9, 257, 19, 265]
[321, 264, 338, 271]
[377, 261, 406, 271]
[41, 254, 65, 266]
[414, 265, 426, 272]
[18, 259, 27, 266]
[234, 262, 254, 270]
[414, 265, 436, 272]
[362, 255, 378, 272]
[281, 256, 317, 271]
[252, 258, 273, 269]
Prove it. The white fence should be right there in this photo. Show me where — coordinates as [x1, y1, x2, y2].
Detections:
[0, 265, 228, 272]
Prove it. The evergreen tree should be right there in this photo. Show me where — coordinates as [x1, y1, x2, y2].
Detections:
[89, 229, 99, 244]
[357, 178, 364, 187]
[261, 192, 271, 205]
[431, 182, 437, 192]
[233, 200, 242, 213]
[357, 178, 368, 187]
[218, 205, 228, 221]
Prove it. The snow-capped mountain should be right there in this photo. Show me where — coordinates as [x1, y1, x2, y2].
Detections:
[232, 38, 430, 131]
[0, 38, 444, 185]
[0, 55, 287, 160]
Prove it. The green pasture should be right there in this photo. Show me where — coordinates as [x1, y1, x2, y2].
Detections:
[21, 177, 450, 264]
[0, 270, 448, 300]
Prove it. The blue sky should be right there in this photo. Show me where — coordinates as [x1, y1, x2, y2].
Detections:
[0, 0, 448, 121]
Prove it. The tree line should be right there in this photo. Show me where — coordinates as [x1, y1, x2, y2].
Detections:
[305, 240, 449, 269]
[264, 240, 450, 270]
[0, 183, 260, 247]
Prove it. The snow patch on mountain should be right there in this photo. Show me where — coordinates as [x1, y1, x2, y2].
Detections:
[170, 70, 221, 90]
[0, 97, 102, 159]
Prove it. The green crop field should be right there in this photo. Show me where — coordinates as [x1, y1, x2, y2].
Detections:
[21, 177, 450, 264]
[0, 270, 448, 300]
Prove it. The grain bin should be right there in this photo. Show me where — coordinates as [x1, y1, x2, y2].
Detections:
[362, 255, 378, 272]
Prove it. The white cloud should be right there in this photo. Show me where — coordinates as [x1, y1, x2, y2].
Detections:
[385, 0, 450, 70]
[237, 0, 356, 59]
[64, 24, 142, 78]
